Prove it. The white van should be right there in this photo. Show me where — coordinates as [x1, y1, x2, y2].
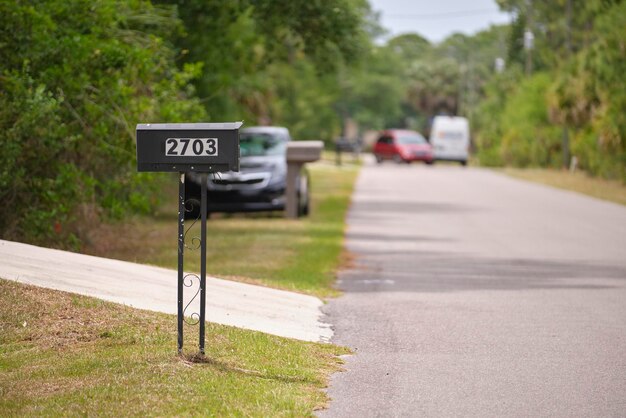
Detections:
[429, 116, 470, 166]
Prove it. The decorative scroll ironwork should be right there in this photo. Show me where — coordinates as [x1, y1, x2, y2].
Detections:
[183, 198, 201, 250]
[177, 172, 208, 355]
[181, 197, 202, 327]
[182, 273, 201, 325]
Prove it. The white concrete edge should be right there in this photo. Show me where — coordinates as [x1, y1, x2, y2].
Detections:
[0, 239, 333, 343]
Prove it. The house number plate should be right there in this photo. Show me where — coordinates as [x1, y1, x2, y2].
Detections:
[165, 138, 218, 157]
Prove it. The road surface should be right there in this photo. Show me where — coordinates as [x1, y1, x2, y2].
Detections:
[321, 161, 626, 417]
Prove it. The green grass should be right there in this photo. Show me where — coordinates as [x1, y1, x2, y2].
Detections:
[0, 160, 359, 415]
[83, 163, 359, 297]
[0, 280, 350, 416]
[500, 168, 626, 206]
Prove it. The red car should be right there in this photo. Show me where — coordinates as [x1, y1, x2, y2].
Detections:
[373, 129, 434, 164]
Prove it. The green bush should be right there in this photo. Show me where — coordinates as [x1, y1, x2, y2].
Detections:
[499, 73, 562, 168]
[564, 2, 626, 181]
[0, 0, 206, 247]
[472, 70, 521, 166]
[473, 1, 625, 182]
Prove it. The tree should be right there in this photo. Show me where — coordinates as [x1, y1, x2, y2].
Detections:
[158, 0, 371, 124]
[0, 0, 205, 246]
[386, 33, 432, 63]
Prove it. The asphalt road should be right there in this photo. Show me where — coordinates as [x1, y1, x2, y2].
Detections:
[320, 161, 626, 417]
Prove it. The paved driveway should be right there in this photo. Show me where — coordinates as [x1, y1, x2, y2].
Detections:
[0, 239, 331, 342]
[321, 162, 626, 417]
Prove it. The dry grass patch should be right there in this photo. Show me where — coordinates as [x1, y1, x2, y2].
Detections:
[501, 168, 626, 206]
[0, 280, 349, 416]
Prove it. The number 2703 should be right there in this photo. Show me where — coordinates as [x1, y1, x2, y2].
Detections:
[165, 138, 218, 157]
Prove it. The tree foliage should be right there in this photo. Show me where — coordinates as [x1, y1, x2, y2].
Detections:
[475, 0, 626, 180]
[0, 0, 372, 246]
[0, 0, 205, 245]
[158, 0, 371, 129]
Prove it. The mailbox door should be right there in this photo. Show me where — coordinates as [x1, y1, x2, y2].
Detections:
[136, 122, 242, 173]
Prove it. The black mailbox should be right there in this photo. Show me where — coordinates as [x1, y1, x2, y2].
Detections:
[136, 122, 242, 172]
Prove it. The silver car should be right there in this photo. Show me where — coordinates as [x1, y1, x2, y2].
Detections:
[185, 126, 310, 217]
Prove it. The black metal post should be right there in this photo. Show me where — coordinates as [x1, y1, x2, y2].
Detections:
[177, 172, 185, 354]
[199, 173, 208, 354]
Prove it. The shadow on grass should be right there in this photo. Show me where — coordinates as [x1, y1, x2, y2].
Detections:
[180, 353, 315, 384]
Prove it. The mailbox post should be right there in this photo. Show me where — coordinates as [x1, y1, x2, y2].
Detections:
[285, 141, 323, 219]
[136, 122, 242, 355]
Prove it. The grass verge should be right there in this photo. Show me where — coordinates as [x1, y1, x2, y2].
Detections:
[83, 162, 359, 297]
[500, 168, 626, 206]
[0, 280, 349, 416]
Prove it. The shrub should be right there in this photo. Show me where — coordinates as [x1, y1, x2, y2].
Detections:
[0, 0, 206, 247]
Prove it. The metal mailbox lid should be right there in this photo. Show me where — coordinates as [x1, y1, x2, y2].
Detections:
[136, 122, 243, 173]
[138, 122, 243, 131]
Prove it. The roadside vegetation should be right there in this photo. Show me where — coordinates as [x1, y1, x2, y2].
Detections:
[0, 0, 370, 248]
[500, 168, 626, 207]
[0, 280, 349, 416]
[82, 162, 359, 297]
[472, 1, 626, 183]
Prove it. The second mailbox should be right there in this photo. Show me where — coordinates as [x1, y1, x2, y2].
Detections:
[136, 122, 242, 173]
